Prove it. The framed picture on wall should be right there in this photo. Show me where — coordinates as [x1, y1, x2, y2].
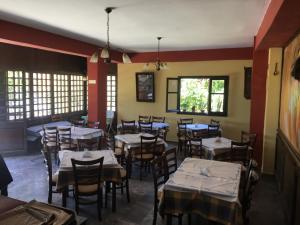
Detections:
[136, 72, 155, 102]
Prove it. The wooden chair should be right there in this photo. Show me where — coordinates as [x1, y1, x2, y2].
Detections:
[151, 116, 165, 123]
[138, 121, 153, 134]
[189, 137, 205, 158]
[121, 120, 136, 134]
[177, 123, 190, 156]
[135, 135, 158, 180]
[242, 170, 259, 224]
[231, 141, 251, 166]
[41, 145, 59, 204]
[77, 138, 100, 151]
[58, 127, 77, 151]
[210, 119, 220, 125]
[151, 156, 187, 225]
[43, 126, 59, 161]
[157, 128, 168, 141]
[51, 114, 62, 122]
[138, 115, 151, 122]
[163, 147, 177, 176]
[180, 118, 193, 124]
[151, 156, 168, 225]
[73, 120, 85, 127]
[241, 131, 257, 157]
[87, 121, 101, 129]
[190, 129, 207, 139]
[207, 124, 221, 137]
[71, 157, 104, 221]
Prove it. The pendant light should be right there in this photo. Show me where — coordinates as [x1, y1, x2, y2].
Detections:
[144, 37, 168, 71]
[90, 7, 131, 64]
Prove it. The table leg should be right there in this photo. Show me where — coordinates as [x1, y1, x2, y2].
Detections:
[62, 187, 67, 207]
[166, 214, 172, 225]
[112, 182, 116, 212]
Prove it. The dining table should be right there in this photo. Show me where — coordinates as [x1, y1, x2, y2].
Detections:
[39, 126, 104, 140]
[114, 133, 167, 150]
[161, 157, 242, 225]
[57, 150, 123, 212]
[117, 122, 170, 131]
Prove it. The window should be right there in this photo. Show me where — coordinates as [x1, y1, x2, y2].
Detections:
[54, 74, 69, 114]
[6, 70, 86, 121]
[166, 76, 229, 116]
[7, 71, 24, 120]
[70, 75, 84, 112]
[107, 75, 116, 111]
[33, 73, 51, 117]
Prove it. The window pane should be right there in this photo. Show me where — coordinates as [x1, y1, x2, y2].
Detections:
[180, 78, 209, 113]
[211, 80, 225, 93]
[211, 94, 224, 112]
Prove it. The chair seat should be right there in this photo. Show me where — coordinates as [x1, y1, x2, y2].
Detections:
[78, 183, 103, 193]
[46, 142, 58, 147]
[120, 168, 127, 178]
[114, 147, 124, 156]
[135, 153, 154, 160]
[50, 171, 59, 185]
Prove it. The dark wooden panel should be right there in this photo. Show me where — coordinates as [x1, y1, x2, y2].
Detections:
[276, 130, 300, 225]
[0, 121, 26, 155]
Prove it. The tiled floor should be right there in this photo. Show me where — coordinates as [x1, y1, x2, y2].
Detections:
[4, 152, 286, 225]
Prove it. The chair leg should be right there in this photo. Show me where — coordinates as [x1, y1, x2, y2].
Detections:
[48, 188, 52, 204]
[188, 214, 192, 225]
[153, 200, 158, 225]
[178, 214, 182, 225]
[97, 188, 102, 221]
[140, 161, 143, 180]
[105, 182, 109, 208]
[126, 179, 130, 203]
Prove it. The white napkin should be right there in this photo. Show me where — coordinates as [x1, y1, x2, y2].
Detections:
[82, 149, 92, 158]
[200, 167, 210, 176]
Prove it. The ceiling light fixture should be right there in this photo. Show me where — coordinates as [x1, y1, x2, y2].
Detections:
[144, 37, 168, 71]
[90, 7, 131, 64]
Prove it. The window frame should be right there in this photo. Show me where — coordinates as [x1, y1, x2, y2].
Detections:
[6, 70, 87, 121]
[175, 75, 229, 117]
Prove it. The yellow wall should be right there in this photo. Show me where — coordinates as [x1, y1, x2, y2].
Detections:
[118, 60, 252, 141]
[262, 48, 282, 174]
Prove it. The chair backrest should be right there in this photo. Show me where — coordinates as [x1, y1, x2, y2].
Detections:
[121, 120, 136, 134]
[73, 120, 85, 127]
[163, 147, 177, 176]
[51, 114, 62, 122]
[210, 119, 220, 125]
[231, 141, 250, 165]
[139, 135, 158, 157]
[151, 156, 168, 200]
[157, 128, 167, 141]
[241, 131, 257, 148]
[151, 116, 165, 123]
[43, 126, 58, 145]
[190, 129, 206, 138]
[88, 121, 101, 129]
[77, 139, 99, 151]
[207, 124, 220, 137]
[189, 137, 205, 158]
[177, 123, 189, 140]
[58, 127, 72, 149]
[180, 118, 193, 124]
[41, 145, 53, 186]
[138, 115, 151, 123]
[138, 121, 153, 133]
[71, 157, 104, 195]
[243, 170, 259, 217]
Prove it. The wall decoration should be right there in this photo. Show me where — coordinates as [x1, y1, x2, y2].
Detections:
[280, 33, 300, 154]
[136, 72, 155, 102]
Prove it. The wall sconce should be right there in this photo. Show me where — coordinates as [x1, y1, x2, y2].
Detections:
[273, 62, 279, 75]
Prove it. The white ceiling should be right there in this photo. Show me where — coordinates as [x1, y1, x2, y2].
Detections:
[0, 0, 270, 52]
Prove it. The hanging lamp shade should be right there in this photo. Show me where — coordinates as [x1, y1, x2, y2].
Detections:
[122, 53, 132, 63]
[100, 47, 110, 59]
[90, 51, 99, 63]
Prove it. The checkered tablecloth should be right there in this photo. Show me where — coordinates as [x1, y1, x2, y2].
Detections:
[56, 150, 123, 190]
[160, 158, 243, 225]
[40, 126, 103, 140]
[114, 133, 166, 149]
[202, 137, 232, 158]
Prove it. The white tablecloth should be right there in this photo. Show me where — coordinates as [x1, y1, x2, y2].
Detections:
[114, 133, 166, 149]
[165, 157, 241, 200]
[117, 122, 169, 130]
[59, 150, 118, 170]
[202, 137, 232, 158]
[40, 126, 103, 140]
[186, 123, 209, 131]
